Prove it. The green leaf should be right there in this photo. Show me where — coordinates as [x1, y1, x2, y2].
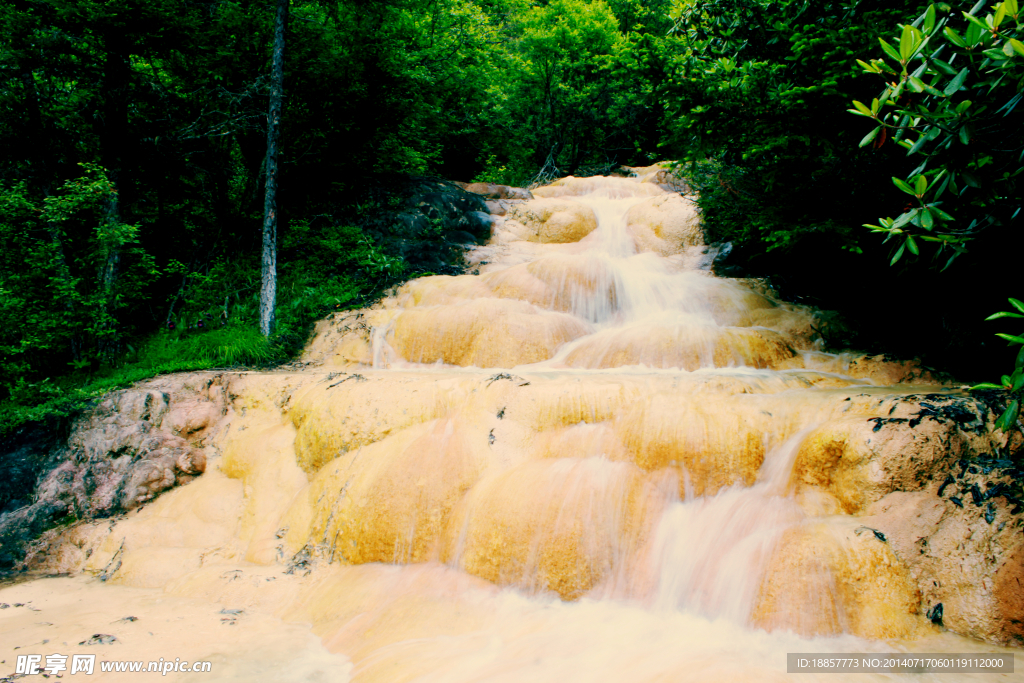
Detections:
[906, 234, 919, 254]
[891, 241, 906, 265]
[971, 382, 1008, 390]
[860, 127, 881, 147]
[1010, 298, 1024, 314]
[994, 2, 1007, 28]
[994, 399, 1019, 431]
[944, 26, 967, 47]
[944, 68, 968, 96]
[879, 38, 902, 62]
[963, 12, 991, 32]
[914, 175, 928, 195]
[959, 126, 971, 144]
[851, 100, 873, 116]
[923, 4, 937, 33]
[996, 333, 1024, 344]
[1007, 0, 1020, 15]
[900, 25, 920, 61]
[986, 311, 1024, 320]
[962, 170, 981, 187]
[893, 177, 916, 194]
[930, 58, 959, 76]
[920, 208, 934, 229]
[1014, 372, 1024, 392]
[1011, 38, 1024, 57]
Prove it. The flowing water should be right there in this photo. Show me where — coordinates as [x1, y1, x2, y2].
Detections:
[1, 172, 1019, 681]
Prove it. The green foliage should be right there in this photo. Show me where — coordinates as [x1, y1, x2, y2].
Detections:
[971, 298, 1024, 436]
[660, 0, 923, 254]
[854, 1, 1024, 270]
[0, 165, 157, 387]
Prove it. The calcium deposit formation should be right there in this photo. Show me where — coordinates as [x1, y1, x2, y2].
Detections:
[3, 166, 1022, 682]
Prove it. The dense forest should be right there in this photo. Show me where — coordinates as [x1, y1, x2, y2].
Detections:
[1, 0, 1022, 436]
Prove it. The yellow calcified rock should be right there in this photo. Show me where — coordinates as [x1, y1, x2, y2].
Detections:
[625, 194, 704, 256]
[790, 408, 987, 514]
[445, 458, 663, 599]
[395, 274, 493, 307]
[752, 519, 924, 639]
[286, 418, 489, 565]
[736, 306, 818, 349]
[506, 197, 599, 243]
[485, 253, 618, 320]
[563, 324, 796, 371]
[391, 298, 593, 367]
[300, 308, 396, 367]
[530, 422, 630, 461]
[289, 375, 448, 473]
[532, 175, 665, 199]
[615, 396, 769, 497]
[498, 376, 643, 431]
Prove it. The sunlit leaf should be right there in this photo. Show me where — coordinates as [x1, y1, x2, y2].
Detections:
[892, 177, 916, 194]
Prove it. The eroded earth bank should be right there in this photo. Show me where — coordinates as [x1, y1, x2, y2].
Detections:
[2, 167, 1022, 682]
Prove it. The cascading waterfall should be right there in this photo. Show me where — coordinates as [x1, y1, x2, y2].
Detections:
[2, 168, 1020, 682]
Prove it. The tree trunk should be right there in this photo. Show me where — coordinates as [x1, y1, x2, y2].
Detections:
[260, 0, 288, 337]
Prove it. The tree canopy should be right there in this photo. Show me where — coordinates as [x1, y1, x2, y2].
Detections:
[2, 0, 1022, 433]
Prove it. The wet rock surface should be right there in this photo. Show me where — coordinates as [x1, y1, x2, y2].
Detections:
[0, 375, 228, 569]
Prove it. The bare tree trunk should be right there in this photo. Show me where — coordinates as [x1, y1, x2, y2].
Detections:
[260, 0, 288, 337]
[97, 184, 122, 361]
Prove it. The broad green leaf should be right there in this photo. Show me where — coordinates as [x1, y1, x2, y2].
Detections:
[892, 177, 916, 194]
[908, 134, 930, 155]
[924, 4, 937, 32]
[994, 399, 1019, 431]
[851, 100, 872, 116]
[906, 234, 920, 254]
[965, 20, 985, 45]
[930, 58, 959, 76]
[900, 25, 915, 61]
[995, 2, 1007, 28]
[996, 332, 1024, 344]
[879, 38, 902, 62]
[860, 127, 881, 147]
[920, 208, 934, 229]
[959, 125, 971, 144]
[914, 175, 928, 195]
[1011, 38, 1024, 57]
[1014, 372, 1024, 392]
[986, 311, 1024, 319]
[1007, 0, 1019, 15]
[944, 26, 967, 47]
[891, 241, 906, 265]
[963, 12, 990, 30]
[944, 68, 968, 96]
[962, 170, 981, 187]
[1010, 298, 1024, 314]
[971, 382, 1008, 390]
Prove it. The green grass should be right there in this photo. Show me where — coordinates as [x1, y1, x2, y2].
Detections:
[0, 273, 365, 440]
